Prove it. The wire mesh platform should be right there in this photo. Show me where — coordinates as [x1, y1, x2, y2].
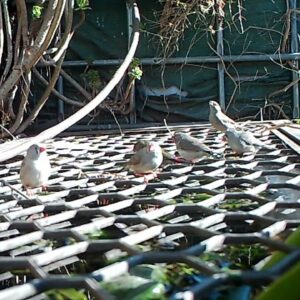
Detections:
[0, 122, 299, 300]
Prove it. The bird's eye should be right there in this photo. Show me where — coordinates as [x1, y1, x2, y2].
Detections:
[35, 147, 39, 154]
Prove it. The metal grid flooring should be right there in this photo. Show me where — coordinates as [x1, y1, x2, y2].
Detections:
[0, 123, 300, 300]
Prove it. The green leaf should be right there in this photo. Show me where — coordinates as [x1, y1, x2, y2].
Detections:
[128, 58, 143, 80]
[100, 274, 166, 299]
[125, 282, 166, 300]
[32, 5, 43, 20]
[262, 227, 300, 270]
[46, 289, 87, 300]
[255, 261, 300, 300]
[75, 0, 91, 10]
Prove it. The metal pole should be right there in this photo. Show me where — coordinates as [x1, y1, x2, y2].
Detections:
[57, 76, 64, 122]
[53, 53, 300, 68]
[126, 2, 137, 124]
[290, 0, 299, 118]
[217, 18, 225, 110]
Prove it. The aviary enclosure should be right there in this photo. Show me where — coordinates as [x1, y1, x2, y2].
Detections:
[0, 1, 299, 300]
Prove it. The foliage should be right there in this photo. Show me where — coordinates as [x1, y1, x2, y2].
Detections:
[128, 58, 143, 80]
[80, 69, 104, 94]
[75, 0, 91, 11]
[201, 244, 269, 270]
[218, 198, 259, 211]
[46, 289, 87, 300]
[32, 5, 43, 20]
[256, 262, 300, 300]
[160, 263, 197, 287]
[180, 192, 211, 203]
[155, 0, 226, 57]
[262, 227, 300, 270]
[100, 265, 166, 300]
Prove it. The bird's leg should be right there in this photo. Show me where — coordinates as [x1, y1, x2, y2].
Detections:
[25, 187, 33, 197]
[99, 198, 109, 205]
[41, 185, 48, 192]
[143, 175, 149, 184]
[174, 157, 185, 163]
[134, 173, 145, 177]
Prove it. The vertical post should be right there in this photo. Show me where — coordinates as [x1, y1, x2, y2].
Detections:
[217, 18, 226, 110]
[57, 76, 64, 122]
[290, 0, 299, 118]
[126, 2, 137, 124]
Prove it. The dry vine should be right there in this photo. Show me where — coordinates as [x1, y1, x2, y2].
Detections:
[150, 0, 297, 121]
[0, 0, 91, 138]
[157, 0, 225, 58]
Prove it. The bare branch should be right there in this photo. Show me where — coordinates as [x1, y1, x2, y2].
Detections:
[60, 68, 93, 100]
[0, 0, 13, 84]
[33, 67, 84, 107]
[16, 52, 66, 134]
[0, 3, 4, 67]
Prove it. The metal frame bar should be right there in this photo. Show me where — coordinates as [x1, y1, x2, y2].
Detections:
[55, 53, 300, 68]
[126, 2, 136, 124]
[57, 76, 64, 122]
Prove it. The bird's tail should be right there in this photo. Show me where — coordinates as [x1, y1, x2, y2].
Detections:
[162, 149, 177, 161]
[120, 163, 129, 172]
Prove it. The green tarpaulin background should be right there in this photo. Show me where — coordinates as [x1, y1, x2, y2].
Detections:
[38, 0, 297, 126]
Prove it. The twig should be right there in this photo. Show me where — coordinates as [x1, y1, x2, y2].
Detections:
[105, 105, 124, 136]
[163, 118, 173, 136]
[33, 67, 84, 107]
[0, 124, 16, 140]
[0, 180, 31, 200]
[60, 68, 93, 101]
[267, 77, 300, 99]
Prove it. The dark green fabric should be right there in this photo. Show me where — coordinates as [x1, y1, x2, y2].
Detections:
[60, 0, 295, 124]
[68, 0, 128, 60]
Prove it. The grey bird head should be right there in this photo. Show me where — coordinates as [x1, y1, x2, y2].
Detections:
[26, 144, 47, 160]
[173, 132, 184, 145]
[209, 101, 222, 113]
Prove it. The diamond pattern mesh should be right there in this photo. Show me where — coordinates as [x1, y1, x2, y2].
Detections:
[0, 123, 299, 299]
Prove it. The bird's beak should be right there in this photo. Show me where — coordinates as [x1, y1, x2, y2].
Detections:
[39, 146, 46, 153]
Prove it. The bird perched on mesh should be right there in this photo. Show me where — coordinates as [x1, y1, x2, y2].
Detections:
[20, 144, 51, 195]
[209, 100, 237, 132]
[225, 126, 275, 155]
[133, 140, 180, 163]
[173, 132, 222, 163]
[125, 141, 163, 180]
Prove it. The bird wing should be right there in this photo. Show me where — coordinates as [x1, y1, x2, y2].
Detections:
[178, 135, 212, 153]
[127, 150, 142, 166]
[240, 131, 264, 147]
[217, 111, 236, 128]
[133, 140, 149, 152]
